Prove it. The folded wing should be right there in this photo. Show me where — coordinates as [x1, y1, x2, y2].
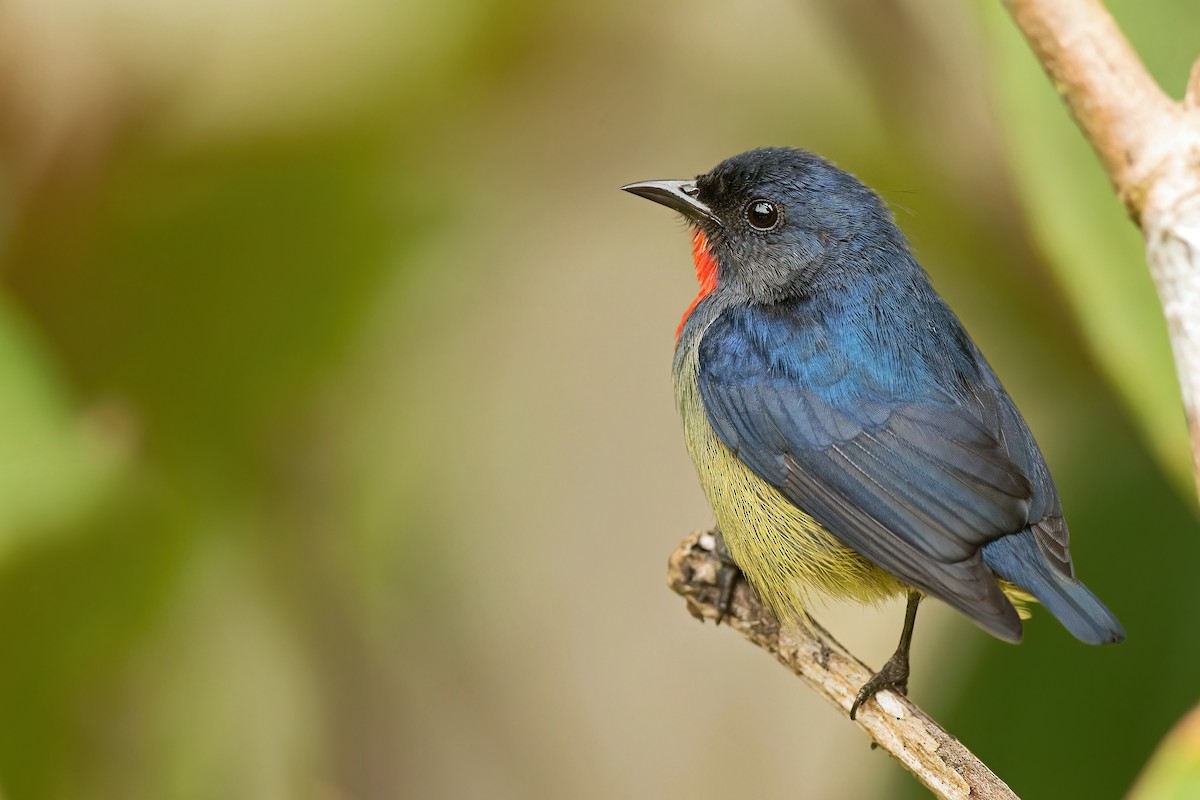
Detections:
[697, 303, 1063, 641]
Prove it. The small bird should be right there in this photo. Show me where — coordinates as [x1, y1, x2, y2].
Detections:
[623, 147, 1123, 719]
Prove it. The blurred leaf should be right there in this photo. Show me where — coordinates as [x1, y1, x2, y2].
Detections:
[123, 535, 319, 800]
[3, 132, 406, 492]
[0, 485, 190, 800]
[0, 293, 116, 557]
[1128, 704, 1200, 800]
[981, 3, 1195, 497]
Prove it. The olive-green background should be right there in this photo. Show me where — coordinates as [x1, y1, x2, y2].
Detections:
[0, 1, 1196, 798]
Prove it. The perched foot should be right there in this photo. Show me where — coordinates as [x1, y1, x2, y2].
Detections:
[711, 526, 744, 626]
[849, 651, 910, 720]
[849, 590, 921, 720]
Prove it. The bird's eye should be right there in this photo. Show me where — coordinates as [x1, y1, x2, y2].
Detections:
[745, 199, 780, 231]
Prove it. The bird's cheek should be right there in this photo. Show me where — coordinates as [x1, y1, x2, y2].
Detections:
[800, 231, 829, 262]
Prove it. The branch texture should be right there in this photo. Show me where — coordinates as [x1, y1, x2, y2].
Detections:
[1002, 0, 1180, 218]
[668, 531, 1019, 800]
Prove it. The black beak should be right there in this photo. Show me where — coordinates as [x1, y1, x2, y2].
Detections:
[621, 179, 720, 225]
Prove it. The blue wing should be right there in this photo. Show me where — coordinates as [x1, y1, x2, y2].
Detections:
[697, 301, 1071, 641]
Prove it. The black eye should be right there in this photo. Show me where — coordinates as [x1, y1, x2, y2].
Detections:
[745, 199, 780, 231]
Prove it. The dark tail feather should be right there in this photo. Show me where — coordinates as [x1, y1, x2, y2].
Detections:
[982, 533, 1125, 646]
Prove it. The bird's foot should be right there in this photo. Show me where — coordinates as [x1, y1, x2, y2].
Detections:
[849, 652, 909, 720]
[710, 527, 743, 626]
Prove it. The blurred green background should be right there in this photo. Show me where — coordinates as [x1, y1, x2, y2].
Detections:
[0, 0, 1196, 798]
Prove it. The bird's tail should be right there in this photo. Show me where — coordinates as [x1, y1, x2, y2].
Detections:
[982, 533, 1125, 646]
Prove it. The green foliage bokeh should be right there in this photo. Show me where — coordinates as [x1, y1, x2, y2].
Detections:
[0, 1, 1197, 798]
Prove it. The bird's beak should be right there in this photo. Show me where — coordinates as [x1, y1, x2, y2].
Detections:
[621, 179, 720, 225]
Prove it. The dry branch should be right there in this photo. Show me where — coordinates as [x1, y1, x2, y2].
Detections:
[668, 531, 1019, 800]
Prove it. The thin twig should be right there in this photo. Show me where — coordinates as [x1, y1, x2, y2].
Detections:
[668, 531, 1019, 800]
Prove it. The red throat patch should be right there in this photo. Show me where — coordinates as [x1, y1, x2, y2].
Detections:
[677, 229, 718, 340]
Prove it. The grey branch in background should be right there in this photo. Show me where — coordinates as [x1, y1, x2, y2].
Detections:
[1002, 0, 1200, 496]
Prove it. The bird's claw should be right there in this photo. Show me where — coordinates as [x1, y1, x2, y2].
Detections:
[849, 652, 910, 720]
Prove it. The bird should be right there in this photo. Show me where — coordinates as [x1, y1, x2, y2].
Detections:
[622, 147, 1124, 719]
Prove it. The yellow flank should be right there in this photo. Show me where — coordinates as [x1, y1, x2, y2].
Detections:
[674, 338, 906, 627]
[1001, 583, 1035, 620]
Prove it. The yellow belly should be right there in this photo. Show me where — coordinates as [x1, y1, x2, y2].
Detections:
[674, 340, 905, 626]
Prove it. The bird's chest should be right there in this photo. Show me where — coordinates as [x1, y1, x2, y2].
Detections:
[672, 335, 902, 621]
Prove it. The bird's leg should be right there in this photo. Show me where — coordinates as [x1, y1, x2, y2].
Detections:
[850, 591, 922, 720]
[710, 525, 744, 625]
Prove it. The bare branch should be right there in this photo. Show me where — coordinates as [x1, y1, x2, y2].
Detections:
[1001, 0, 1182, 220]
[668, 531, 1020, 800]
[1002, 0, 1200, 495]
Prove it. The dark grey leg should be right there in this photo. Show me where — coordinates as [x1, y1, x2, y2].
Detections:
[711, 525, 743, 626]
[850, 591, 921, 720]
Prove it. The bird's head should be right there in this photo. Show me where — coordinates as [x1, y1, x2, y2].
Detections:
[624, 147, 908, 305]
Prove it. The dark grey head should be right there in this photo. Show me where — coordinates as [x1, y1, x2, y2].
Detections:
[624, 147, 911, 303]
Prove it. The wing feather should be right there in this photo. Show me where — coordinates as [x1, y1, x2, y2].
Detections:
[697, 304, 1058, 639]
